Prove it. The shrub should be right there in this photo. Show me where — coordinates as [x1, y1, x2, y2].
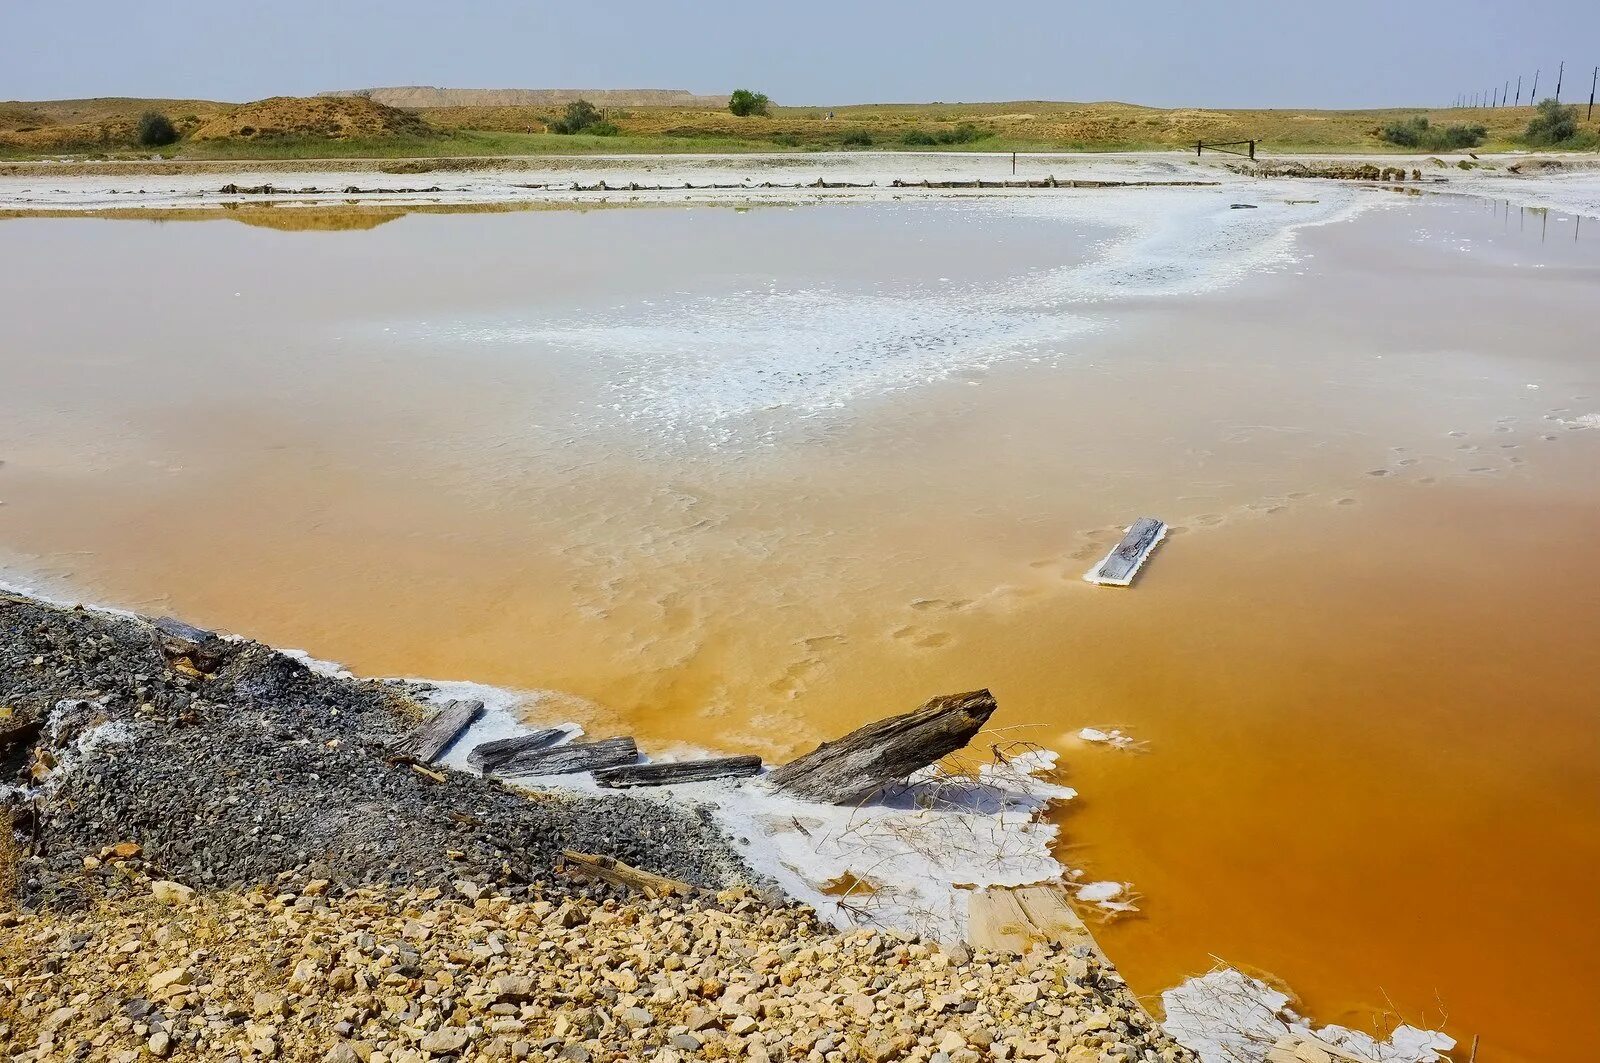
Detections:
[900, 123, 993, 147]
[1525, 99, 1580, 146]
[771, 132, 801, 147]
[728, 89, 770, 117]
[135, 110, 178, 147]
[840, 129, 874, 147]
[550, 100, 607, 135]
[1379, 115, 1484, 151]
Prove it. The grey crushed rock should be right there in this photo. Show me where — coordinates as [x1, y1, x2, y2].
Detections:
[1, 591, 760, 908]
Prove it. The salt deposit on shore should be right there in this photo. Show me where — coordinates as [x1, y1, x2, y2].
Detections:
[1, 149, 1596, 218]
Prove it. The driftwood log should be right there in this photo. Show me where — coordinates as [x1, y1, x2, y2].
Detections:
[594, 755, 763, 789]
[493, 736, 638, 778]
[766, 689, 996, 805]
[467, 728, 567, 771]
[560, 850, 696, 899]
[395, 699, 484, 764]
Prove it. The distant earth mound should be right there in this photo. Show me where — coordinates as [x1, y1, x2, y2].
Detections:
[324, 86, 728, 109]
[191, 96, 431, 141]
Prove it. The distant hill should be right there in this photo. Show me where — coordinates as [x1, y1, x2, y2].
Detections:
[190, 96, 430, 142]
[322, 87, 728, 109]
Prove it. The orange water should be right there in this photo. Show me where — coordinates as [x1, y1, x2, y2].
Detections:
[1, 197, 1595, 1060]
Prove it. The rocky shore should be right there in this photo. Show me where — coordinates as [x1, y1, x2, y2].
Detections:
[0, 592, 753, 909]
[1, 873, 1188, 1063]
[1, 590, 1193, 1062]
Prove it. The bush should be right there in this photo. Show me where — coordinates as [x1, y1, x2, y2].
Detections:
[728, 89, 770, 117]
[771, 132, 801, 147]
[1525, 99, 1580, 146]
[901, 123, 993, 147]
[1379, 115, 1484, 151]
[840, 129, 874, 147]
[549, 100, 608, 135]
[135, 111, 178, 147]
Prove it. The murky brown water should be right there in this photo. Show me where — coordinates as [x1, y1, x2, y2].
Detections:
[2, 194, 1596, 1061]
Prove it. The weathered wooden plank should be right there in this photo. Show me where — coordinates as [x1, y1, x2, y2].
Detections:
[396, 699, 484, 764]
[967, 883, 1106, 957]
[594, 755, 763, 789]
[766, 689, 996, 805]
[493, 736, 638, 778]
[1083, 517, 1167, 587]
[467, 728, 567, 771]
[560, 850, 696, 898]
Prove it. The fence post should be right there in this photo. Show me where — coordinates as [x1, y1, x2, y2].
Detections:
[1197, 140, 1203, 157]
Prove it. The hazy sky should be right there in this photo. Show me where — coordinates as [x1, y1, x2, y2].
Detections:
[7, 1, 1598, 108]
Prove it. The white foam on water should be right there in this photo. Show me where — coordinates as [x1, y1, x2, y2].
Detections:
[1162, 968, 1456, 1063]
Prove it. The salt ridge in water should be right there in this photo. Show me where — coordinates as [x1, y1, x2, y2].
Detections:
[376, 188, 1379, 447]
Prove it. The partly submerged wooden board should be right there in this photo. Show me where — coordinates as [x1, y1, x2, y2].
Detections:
[396, 699, 484, 764]
[595, 755, 763, 789]
[1083, 517, 1167, 587]
[467, 727, 567, 771]
[967, 883, 1106, 958]
[493, 735, 639, 778]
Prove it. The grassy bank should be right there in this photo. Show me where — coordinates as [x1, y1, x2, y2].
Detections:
[4, 95, 1599, 162]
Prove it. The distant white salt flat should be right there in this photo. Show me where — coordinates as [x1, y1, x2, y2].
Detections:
[379, 188, 1371, 445]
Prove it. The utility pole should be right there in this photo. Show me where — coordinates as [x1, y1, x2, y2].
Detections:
[1503, 80, 1510, 107]
[1590, 66, 1598, 121]
[1516, 75, 1522, 106]
[1532, 69, 1540, 101]
[1556, 60, 1564, 101]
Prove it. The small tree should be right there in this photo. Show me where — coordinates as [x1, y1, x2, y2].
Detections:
[728, 89, 770, 117]
[1525, 99, 1579, 146]
[135, 110, 178, 147]
[550, 99, 605, 135]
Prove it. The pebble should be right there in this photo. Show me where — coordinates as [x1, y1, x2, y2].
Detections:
[0, 874, 1193, 1062]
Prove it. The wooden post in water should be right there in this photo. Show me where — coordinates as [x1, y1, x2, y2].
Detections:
[1012, 151, 1017, 175]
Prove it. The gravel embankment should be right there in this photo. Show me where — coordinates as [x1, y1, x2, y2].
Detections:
[0, 874, 1194, 1063]
[0, 592, 755, 908]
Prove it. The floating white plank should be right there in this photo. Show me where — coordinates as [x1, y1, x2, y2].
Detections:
[1083, 517, 1167, 587]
